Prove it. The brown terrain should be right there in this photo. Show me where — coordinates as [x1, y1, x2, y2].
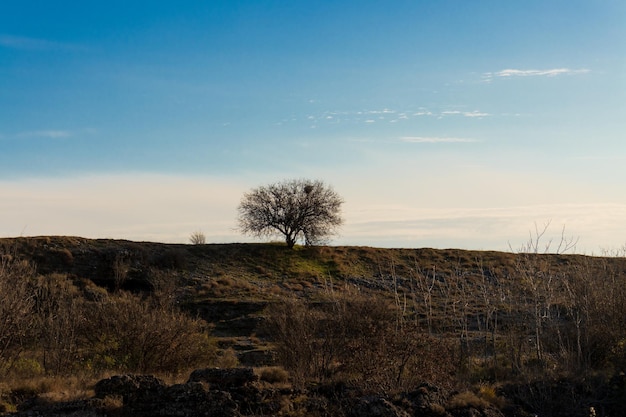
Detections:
[1, 236, 626, 416]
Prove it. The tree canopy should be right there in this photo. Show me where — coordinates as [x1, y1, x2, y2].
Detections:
[237, 179, 344, 248]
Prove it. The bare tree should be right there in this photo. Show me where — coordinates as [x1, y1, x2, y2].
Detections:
[237, 179, 343, 248]
[189, 230, 206, 245]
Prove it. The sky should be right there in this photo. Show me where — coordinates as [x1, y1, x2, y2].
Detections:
[1, 0, 625, 253]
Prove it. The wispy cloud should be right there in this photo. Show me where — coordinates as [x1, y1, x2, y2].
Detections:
[440, 110, 490, 118]
[0, 34, 85, 51]
[14, 128, 97, 139]
[462, 111, 490, 118]
[483, 68, 590, 82]
[18, 130, 73, 139]
[400, 136, 478, 144]
[304, 107, 490, 127]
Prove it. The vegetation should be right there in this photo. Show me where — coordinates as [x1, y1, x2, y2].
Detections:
[189, 230, 206, 245]
[1, 236, 626, 416]
[265, 295, 457, 392]
[0, 247, 215, 380]
[237, 178, 344, 248]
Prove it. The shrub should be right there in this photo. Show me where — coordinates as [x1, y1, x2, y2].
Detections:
[52, 248, 74, 266]
[264, 294, 458, 392]
[30, 273, 84, 375]
[189, 231, 206, 245]
[478, 384, 506, 409]
[257, 366, 290, 384]
[82, 292, 216, 374]
[10, 359, 43, 378]
[0, 257, 36, 373]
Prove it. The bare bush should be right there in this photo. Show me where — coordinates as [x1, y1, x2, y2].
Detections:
[0, 257, 36, 374]
[112, 253, 130, 292]
[505, 223, 626, 378]
[147, 268, 183, 309]
[31, 274, 84, 375]
[264, 294, 458, 392]
[263, 299, 322, 385]
[83, 292, 215, 374]
[189, 231, 206, 245]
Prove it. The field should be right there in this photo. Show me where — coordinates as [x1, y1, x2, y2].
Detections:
[1, 236, 626, 416]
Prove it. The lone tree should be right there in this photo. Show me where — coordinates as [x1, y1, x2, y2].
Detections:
[238, 179, 344, 248]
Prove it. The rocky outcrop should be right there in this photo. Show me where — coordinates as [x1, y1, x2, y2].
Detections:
[9, 368, 509, 417]
[93, 371, 245, 417]
[94, 374, 166, 405]
[13, 398, 108, 417]
[401, 382, 449, 415]
[349, 396, 411, 417]
[187, 367, 258, 387]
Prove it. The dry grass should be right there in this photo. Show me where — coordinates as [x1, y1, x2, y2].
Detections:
[447, 390, 490, 410]
[198, 275, 257, 298]
[256, 366, 290, 384]
[0, 375, 98, 411]
[214, 348, 240, 368]
[99, 394, 124, 412]
[478, 384, 507, 409]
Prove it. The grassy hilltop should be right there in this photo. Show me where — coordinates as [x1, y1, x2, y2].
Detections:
[1, 236, 626, 416]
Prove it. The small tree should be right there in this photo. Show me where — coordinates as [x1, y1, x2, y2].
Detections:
[238, 179, 343, 248]
[189, 230, 206, 245]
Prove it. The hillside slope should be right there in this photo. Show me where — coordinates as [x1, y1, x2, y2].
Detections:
[2, 235, 624, 330]
[2, 235, 624, 360]
[3, 236, 626, 416]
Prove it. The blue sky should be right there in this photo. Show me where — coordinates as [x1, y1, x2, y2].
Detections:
[1, 1, 625, 252]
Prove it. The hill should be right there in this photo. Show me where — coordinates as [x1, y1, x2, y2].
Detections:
[1, 236, 626, 416]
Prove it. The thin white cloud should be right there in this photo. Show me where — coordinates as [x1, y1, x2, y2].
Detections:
[366, 109, 395, 114]
[462, 111, 490, 118]
[0, 34, 85, 51]
[304, 107, 490, 126]
[483, 68, 590, 81]
[14, 128, 97, 139]
[18, 130, 72, 139]
[440, 110, 490, 118]
[400, 136, 478, 143]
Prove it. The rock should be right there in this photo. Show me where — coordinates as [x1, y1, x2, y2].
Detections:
[448, 407, 505, 417]
[6, 371, 508, 417]
[401, 383, 449, 416]
[94, 374, 241, 417]
[161, 384, 239, 417]
[187, 367, 258, 388]
[94, 374, 166, 404]
[349, 396, 411, 417]
[13, 398, 108, 417]
[164, 381, 209, 403]
[237, 348, 276, 367]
